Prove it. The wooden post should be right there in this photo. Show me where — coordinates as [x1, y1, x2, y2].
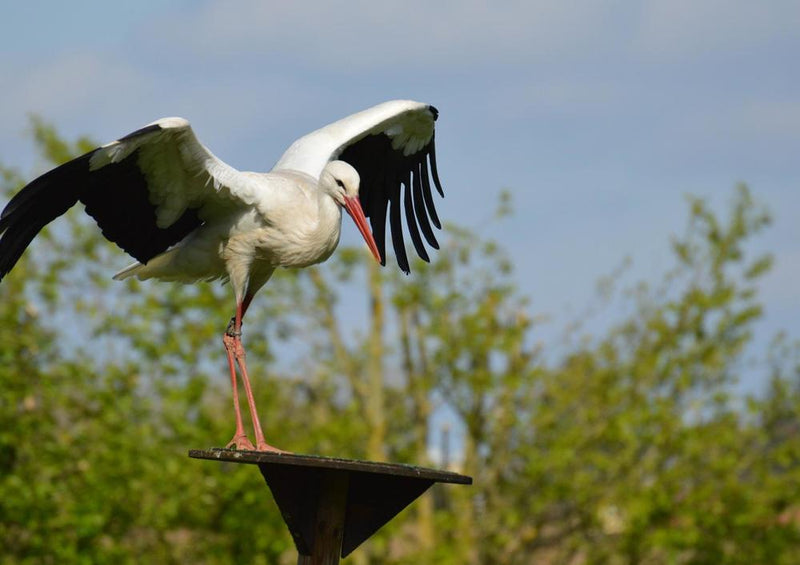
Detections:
[297, 470, 348, 565]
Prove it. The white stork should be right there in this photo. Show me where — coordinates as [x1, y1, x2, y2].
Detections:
[0, 100, 444, 452]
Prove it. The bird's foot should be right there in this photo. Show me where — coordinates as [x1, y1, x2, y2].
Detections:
[255, 440, 289, 454]
[225, 433, 256, 451]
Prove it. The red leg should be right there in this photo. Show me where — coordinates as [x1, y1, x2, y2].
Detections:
[225, 297, 283, 453]
[240, 293, 255, 318]
[223, 331, 255, 451]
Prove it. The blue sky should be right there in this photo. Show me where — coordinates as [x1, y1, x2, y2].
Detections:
[1, 1, 798, 393]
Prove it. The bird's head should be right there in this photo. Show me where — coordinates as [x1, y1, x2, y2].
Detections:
[322, 160, 381, 263]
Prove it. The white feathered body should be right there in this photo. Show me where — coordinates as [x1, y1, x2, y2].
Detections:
[114, 170, 343, 287]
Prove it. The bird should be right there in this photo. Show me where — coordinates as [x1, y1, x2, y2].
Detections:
[0, 100, 444, 452]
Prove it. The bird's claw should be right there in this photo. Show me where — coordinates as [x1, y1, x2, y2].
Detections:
[255, 441, 289, 454]
[225, 435, 287, 454]
[225, 433, 256, 451]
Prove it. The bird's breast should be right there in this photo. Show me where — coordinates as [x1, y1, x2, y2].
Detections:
[250, 199, 343, 269]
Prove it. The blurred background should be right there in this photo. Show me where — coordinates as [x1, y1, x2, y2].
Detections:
[1, 2, 798, 564]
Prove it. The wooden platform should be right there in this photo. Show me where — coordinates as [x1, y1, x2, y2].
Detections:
[190, 448, 472, 563]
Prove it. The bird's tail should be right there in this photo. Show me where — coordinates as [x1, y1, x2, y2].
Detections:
[113, 246, 220, 283]
[113, 250, 175, 281]
[113, 261, 145, 281]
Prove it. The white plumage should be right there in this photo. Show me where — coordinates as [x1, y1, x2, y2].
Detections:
[0, 100, 445, 452]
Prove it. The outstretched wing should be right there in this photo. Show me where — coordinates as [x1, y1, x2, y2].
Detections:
[0, 118, 259, 280]
[273, 100, 444, 273]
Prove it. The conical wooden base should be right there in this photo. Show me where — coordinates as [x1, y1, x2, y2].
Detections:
[189, 449, 472, 563]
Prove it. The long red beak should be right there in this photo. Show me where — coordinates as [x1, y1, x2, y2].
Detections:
[344, 196, 381, 263]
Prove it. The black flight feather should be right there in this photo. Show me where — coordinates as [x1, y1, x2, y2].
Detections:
[413, 158, 439, 249]
[403, 168, 428, 263]
[79, 150, 201, 263]
[0, 125, 203, 281]
[420, 157, 441, 230]
[338, 123, 443, 273]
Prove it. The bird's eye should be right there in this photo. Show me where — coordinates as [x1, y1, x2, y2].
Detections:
[335, 179, 345, 188]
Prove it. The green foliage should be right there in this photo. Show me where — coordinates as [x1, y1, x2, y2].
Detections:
[1, 119, 798, 564]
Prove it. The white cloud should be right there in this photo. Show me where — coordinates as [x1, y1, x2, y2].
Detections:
[0, 49, 323, 172]
[151, 0, 623, 68]
[149, 1, 800, 70]
[635, 0, 800, 58]
[0, 53, 154, 170]
[486, 77, 628, 121]
[2, 53, 148, 120]
[735, 100, 800, 140]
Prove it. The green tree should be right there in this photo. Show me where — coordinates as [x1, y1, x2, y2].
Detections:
[1, 120, 798, 564]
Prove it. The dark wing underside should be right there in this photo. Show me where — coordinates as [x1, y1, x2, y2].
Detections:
[0, 127, 202, 280]
[80, 150, 202, 261]
[338, 132, 444, 274]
